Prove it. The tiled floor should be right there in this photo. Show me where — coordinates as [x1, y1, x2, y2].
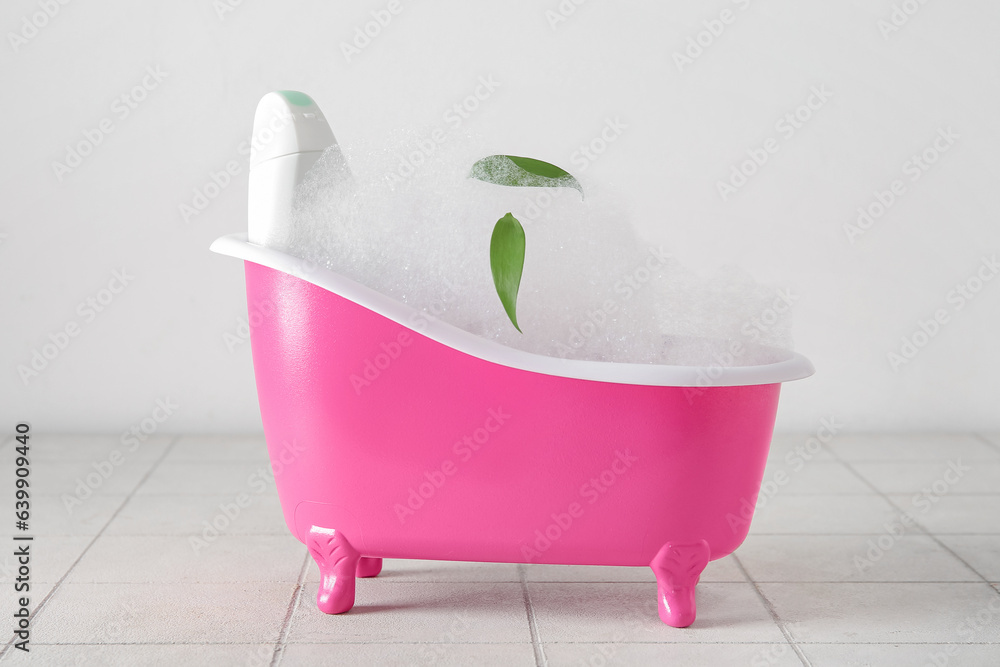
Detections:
[1, 433, 998, 666]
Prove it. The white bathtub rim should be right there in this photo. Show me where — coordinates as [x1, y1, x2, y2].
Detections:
[211, 233, 815, 388]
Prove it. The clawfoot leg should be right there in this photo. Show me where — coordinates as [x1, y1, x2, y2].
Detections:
[307, 526, 361, 614]
[649, 539, 710, 627]
[356, 557, 383, 578]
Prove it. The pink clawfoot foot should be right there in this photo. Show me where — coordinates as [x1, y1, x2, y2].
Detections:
[356, 557, 383, 578]
[307, 526, 361, 614]
[649, 539, 710, 627]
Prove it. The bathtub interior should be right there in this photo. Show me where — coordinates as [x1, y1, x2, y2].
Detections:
[211, 89, 814, 388]
[214, 231, 813, 389]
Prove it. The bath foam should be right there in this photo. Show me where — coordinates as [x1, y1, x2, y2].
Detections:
[282, 133, 793, 366]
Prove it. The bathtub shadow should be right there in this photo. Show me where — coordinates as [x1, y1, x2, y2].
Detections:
[348, 581, 526, 615]
[344, 604, 410, 615]
[344, 562, 771, 631]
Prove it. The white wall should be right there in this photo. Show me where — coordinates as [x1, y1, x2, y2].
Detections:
[2, 0, 998, 434]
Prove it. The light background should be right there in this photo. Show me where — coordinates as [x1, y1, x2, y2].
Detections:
[2, 0, 998, 433]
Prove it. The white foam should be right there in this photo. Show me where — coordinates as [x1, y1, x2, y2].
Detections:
[280, 132, 794, 366]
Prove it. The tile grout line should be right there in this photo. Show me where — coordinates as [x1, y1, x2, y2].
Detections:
[26, 491, 1000, 498]
[23, 578, 993, 585]
[59, 491, 1000, 498]
[732, 556, 813, 666]
[30, 530, 997, 538]
[269, 548, 311, 667]
[715, 580, 991, 585]
[973, 432, 1000, 454]
[517, 564, 547, 667]
[731, 554, 812, 667]
[0, 435, 180, 662]
[825, 445, 998, 589]
[17, 639, 1000, 646]
[750, 531, 1000, 536]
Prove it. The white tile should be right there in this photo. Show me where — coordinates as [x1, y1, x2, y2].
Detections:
[827, 434, 998, 462]
[938, 535, 1000, 581]
[0, 582, 55, 626]
[524, 563, 655, 583]
[760, 582, 1000, 643]
[31, 582, 291, 643]
[287, 581, 532, 643]
[523, 554, 744, 583]
[306, 557, 743, 586]
[543, 642, 802, 667]
[19, 434, 171, 462]
[67, 535, 306, 583]
[11, 432, 1000, 664]
[749, 494, 901, 534]
[853, 460, 1000, 495]
[527, 582, 786, 643]
[31, 494, 127, 536]
[135, 461, 276, 495]
[768, 432, 837, 462]
[103, 493, 288, 535]
[166, 434, 269, 462]
[305, 558, 520, 584]
[699, 555, 747, 583]
[0, 535, 92, 585]
[885, 494, 1000, 534]
[0, 456, 160, 496]
[737, 534, 979, 583]
[760, 460, 872, 494]
[4, 644, 275, 667]
[281, 643, 537, 667]
[800, 643, 1000, 667]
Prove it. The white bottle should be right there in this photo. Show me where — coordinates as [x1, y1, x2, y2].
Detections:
[247, 90, 346, 248]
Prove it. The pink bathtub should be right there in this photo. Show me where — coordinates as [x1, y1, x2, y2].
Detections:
[211, 91, 813, 627]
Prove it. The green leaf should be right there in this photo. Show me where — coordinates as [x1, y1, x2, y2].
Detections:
[470, 155, 583, 197]
[490, 213, 526, 333]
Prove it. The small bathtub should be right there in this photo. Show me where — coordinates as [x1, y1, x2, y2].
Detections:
[212, 91, 813, 627]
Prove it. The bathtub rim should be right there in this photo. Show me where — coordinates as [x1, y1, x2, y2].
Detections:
[212, 232, 814, 388]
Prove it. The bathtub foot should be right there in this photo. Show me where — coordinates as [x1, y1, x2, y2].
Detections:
[307, 526, 361, 614]
[649, 539, 710, 628]
[356, 557, 383, 578]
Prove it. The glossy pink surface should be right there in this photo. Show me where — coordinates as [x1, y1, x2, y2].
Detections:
[245, 262, 782, 625]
